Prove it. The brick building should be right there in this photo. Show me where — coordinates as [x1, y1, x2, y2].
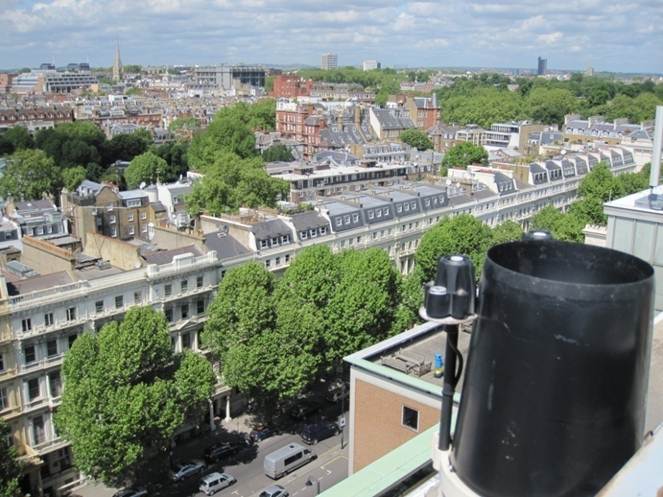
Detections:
[271, 74, 312, 99]
[404, 95, 440, 130]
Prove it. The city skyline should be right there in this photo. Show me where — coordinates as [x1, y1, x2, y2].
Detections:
[1, 0, 661, 74]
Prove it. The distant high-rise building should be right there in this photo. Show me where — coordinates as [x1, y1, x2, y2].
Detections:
[585, 66, 594, 77]
[40, 63, 55, 70]
[321, 53, 338, 70]
[537, 56, 547, 76]
[362, 60, 381, 71]
[112, 41, 123, 82]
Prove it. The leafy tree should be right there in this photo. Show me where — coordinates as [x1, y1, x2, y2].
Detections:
[526, 87, 578, 126]
[325, 249, 400, 365]
[531, 206, 586, 242]
[574, 162, 624, 225]
[0, 149, 62, 200]
[186, 152, 288, 214]
[169, 116, 198, 132]
[262, 144, 294, 162]
[490, 220, 523, 246]
[441, 87, 526, 127]
[62, 166, 87, 191]
[35, 122, 106, 168]
[0, 126, 34, 155]
[125, 151, 170, 188]
[56, 307, 214, 486]
[0, 419, 21, 497]
[102, 131, 151, 164]
[416, 214, 493, 281]
[390, 266, 425, 334]
[400, 129, 433, 151]
[440, 142, 488, 172]
[152, 141, 189, 178]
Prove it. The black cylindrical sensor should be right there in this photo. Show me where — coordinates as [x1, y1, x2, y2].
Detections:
[451, 240, 654, 497]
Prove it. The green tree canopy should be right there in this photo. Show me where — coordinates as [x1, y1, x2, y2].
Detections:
[35, 121, 106, 168]
[102, 131, 151, 164]
[262, 144, 295, 162]
[0, 419, 21, 497]
[526, 87, 578, 126]
[56, 307, 214, 486]
[0, 149, 62, 200]
[530, 205, 586, 242]
[400, 129, 433, 151]
[440, 142, 488, 173]
[416, 214, 493, 281]
[441, 87, 526, 127]
[186, 152, 288, 214]
[62, 166, 87, 191]
[490, 220, 524, 246]
[0, 126, 34, 155]
[125, 151, 170, 188]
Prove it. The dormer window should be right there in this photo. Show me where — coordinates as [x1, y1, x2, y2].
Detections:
[352, 214, 359, 223]
[300, 231, 308, 240]
[368, 211, 375, 220]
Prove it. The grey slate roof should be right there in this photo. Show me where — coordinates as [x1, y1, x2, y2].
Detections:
[251, 219, 292, 240]
[204, 232, 252, 259]
[14, 199, 55, 212]
[118, 189, 149, 200]
[142, 245, 202, 265]
[7, 271, 73, 295]
[371, 108, 415, 130]
[290, 211, 330, 232]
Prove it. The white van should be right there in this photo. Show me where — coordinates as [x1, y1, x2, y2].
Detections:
[264, 443, 316, 479]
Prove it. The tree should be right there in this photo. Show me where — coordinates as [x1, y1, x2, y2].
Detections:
[324, 249, 400, 365]
[490, 220, 523, 246]
[152, 141, 189, 178]
[125, 151, 170, 188]
[400, 129, 433, 151]
[0, 126, 34, 155]
[416, 214, 493, 281]
[390, 266, 425, 335]
[440, 142, 488, 172]
[186, 152, 288, 214]
[0, 149, 62, 200]
[262, 144, 294, 162]
[102, 131, 151, 164]
[56, 307, 214, 486]
[62, 166, 87, 191]
[0, 419, 21, 497]
[35, 122, 106, 168]
[526, 87, 578, 126]
[530, 206, 586, 242]
[169, 116, 198, 132]
[574, 162, 624, 225]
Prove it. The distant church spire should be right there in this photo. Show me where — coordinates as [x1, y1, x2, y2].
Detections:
[112, 40, 123, 82]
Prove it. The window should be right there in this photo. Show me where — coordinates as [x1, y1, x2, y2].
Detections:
[181, 332, 191, 349]
[109, 215, 117, 224]
[260, 240, 268, 249]
[396, 204, 403, 213]
[284, 452, 303, 466]
[49, 371, 61, 398]
[181, 303, 189, 319]
[265, 259, 271, 268]
[352, 214, 359, 223]
[368, 210, 374, 220]
[383, 207, 390, 216]
[196, 299, 205, 314]
[140, 212, 147, 220]
[24, 345, 36, 364]
[196, 276, 204, 288]
[271, 237, 279, 247]
[46, 340, 58, 358]
[275, 256, 281, 265]
[335, 218, 342, 227]
[95, 300, 104, 314]
[128, 226, 135, 236]
[320, 226, 327, 235]
[32, 415, 45, 445]
[44, 313, 54, 327]
[21, 318, 32, 332]
[164, 307, 173, 322]
[285, 254, 290, 264]
[180, 280, 188, 293]
[343, 215, 351, 224]
[281, 235, 289, 244]
[66, 307, 76, 321]
[68, 334, 77, 349]
[0, 354, 4, 372]
[300, 230, 308, 240]
[402, 406, 419, 431]
[127, 213, 134, 222]
[165, 284, 172, 297]
[111, 227, 118, 237]
[27, 378, 40, 401]
[0, 387, 6, 410]
[134, 291, 142, 304]
[404, 203, 410, 212]
[115, 296, 124, 309]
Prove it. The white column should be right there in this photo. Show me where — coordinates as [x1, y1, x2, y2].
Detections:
[224, 395, 232, 422]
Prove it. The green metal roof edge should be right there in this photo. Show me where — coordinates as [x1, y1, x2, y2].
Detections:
[318, 425, 437, 497]
[348, 357, 462, 403]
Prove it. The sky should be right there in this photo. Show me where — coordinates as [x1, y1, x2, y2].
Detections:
[0, 0, 661, 74]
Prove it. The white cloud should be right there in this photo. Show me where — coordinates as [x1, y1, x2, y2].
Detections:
[537, 32, 563, 45]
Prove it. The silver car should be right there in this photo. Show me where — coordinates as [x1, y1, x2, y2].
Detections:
[170, 461, 205, 481]
[199, 472, 236, 495]
[259, 485, 289, 497]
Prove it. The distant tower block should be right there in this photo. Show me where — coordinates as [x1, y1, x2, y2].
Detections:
[112, 41, 123, 82]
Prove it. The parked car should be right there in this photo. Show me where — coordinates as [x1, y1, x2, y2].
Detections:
[300, 421, 340, 444]
[250, 424, 274, 442]
[112, 488, 147, 497]
[170, 461, 205, 481]
[259, 484, 289, 497]
[204, 440, 248, 463]
[199, 472, 236, 495]
[287, 399, 324, 421]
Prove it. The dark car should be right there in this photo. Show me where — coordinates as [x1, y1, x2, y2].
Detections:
[288, 399, 324, 421]
[249, 425, 274, 442]
[300, 421, 339, 444]
[204, 440, 248, 463]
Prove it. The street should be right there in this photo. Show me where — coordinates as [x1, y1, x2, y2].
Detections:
[74, 420, 349, 497]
